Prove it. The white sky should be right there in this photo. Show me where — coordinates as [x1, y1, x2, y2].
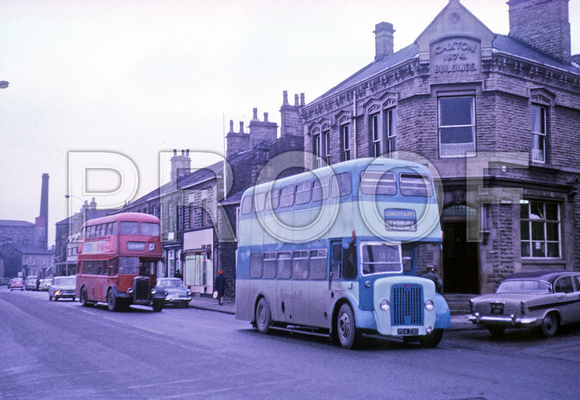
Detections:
[1, 0, 579, 247]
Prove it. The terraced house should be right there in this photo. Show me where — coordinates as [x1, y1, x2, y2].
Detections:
[303, 0, 580, 294]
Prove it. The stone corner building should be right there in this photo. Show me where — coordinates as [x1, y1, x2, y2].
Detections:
[303, 0, 580, 294]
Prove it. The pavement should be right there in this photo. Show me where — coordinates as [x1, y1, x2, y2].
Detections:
[188, 294, 479, 331]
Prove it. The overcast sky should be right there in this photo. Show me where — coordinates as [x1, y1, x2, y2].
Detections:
[1, 0, 579, 247]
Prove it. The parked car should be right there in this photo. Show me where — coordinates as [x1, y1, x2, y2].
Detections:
[25, 276, 39, 291]
[8, 277, 24, 291]
[156, 277, 192, 308]
[48, 276, 76, 301]
[469, 270, 580, 338]
[40, 278, 52, 291]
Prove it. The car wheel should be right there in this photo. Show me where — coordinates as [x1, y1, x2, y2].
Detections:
[336, 304, 360, 349]
[540, 312, 559, 337]
[255, 298, 271, 334]
[488, 326, 505, 338]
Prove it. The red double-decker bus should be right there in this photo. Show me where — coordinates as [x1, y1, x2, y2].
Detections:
[76, 213, 166, 312]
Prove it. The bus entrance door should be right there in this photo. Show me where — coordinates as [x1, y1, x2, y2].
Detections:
[330, 242, 343, 292]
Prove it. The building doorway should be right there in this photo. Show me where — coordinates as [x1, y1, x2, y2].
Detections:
[441, 206, 480, 294]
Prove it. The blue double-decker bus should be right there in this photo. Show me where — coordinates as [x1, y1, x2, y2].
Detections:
[235, 157, 450, 348]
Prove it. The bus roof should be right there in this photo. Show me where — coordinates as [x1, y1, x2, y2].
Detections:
[243, 157, 433, 197]
[82, 212, 160, 228]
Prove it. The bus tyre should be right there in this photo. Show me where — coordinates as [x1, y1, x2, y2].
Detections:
[255, 298, 271, 334]
[336, 304, 360, 349]
[107, 289, 120, 312]
[79, 287, 90, 307]
[152, 300, 164, 312]
[420, 329, 443, 348]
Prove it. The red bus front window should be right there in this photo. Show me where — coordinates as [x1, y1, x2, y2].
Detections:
[142, 222, 160, 236]
[120, 222, 140, 235]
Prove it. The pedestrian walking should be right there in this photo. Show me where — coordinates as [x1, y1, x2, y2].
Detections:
[423, 264, 443, 294]
[214, 270, 227, 305]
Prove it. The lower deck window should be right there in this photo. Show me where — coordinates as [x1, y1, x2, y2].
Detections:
[361, 243, 402, 274]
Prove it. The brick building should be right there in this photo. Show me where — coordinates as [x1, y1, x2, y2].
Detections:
[116, 92, 305, 297]
[303, 0, 580, 294]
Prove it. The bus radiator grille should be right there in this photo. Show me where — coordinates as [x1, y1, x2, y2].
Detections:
[391, 284, 423, 326]
[134, 277, 151, 301]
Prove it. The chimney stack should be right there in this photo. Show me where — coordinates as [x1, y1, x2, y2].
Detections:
[170, 149, 191, 182]
[374, 22, 394, 61]
[34, 173, 49, 249]
[508, 0, 571, 64]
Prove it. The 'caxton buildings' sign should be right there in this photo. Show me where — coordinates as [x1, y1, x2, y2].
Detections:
[431, 37, 480, 76]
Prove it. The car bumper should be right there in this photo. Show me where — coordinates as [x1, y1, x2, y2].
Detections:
[469, 313, 540, 328]
[165, 296, 192, 304]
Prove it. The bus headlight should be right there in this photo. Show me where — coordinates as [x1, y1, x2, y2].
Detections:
[379, 299, 390, 311]
[425, 299, 435, 311]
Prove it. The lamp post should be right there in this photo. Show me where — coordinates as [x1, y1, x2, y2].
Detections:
[64, 194, 87, 276]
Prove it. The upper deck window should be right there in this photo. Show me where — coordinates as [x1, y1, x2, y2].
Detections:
[360, 171, 396, 195]
[120, 221, 140, 235]
[254, 192, 266, 212]
[331, 172, 352, 198]
[400, 174, 433, 197]
[241, 195, 253, 215]
[295, 182, 312, 205]
[312, 176, 330, 202]
[279, 186, 295, 208]
[142, 222, 160, 236]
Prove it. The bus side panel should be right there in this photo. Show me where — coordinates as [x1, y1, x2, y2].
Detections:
[262, 279, 277, 321]
[307, 280, 332, 329]
[291, 279, 308, 325]
[235, 278, 252, 321]
[276, 279, 293, 323]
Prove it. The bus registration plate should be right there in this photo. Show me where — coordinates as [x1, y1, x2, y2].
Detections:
[397, 328, 419, 335]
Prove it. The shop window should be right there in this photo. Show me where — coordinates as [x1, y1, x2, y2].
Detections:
[520, 200, 560, 258]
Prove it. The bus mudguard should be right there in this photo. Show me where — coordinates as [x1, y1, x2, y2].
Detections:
[434, 293, 451, 329]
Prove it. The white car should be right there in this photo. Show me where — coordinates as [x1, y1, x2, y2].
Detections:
[469, 270, 580, 338]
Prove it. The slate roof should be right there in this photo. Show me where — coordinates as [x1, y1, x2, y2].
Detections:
[0, 220, 34, 227]
[310, 34, 580, 106]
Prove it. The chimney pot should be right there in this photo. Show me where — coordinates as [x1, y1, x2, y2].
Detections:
[264, 112, 269, 122]
[283, 90, 289, 105]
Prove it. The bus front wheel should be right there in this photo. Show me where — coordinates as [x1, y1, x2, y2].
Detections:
[107, 289, 120, 312]
[420, 329, 443, 348]
[336, 304, 360, 349]
[255, 298, 271, 334]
